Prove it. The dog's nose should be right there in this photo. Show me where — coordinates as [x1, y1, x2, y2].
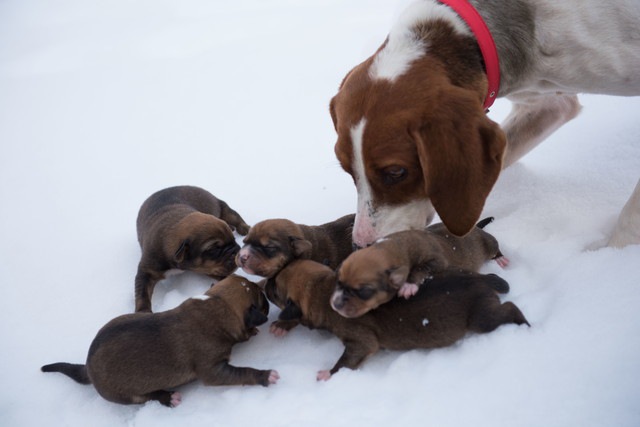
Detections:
[237, 253, 248, 266]
[330, 295, 344, 311]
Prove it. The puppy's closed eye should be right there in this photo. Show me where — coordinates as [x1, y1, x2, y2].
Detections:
[338, 283, 376, 301]
[354, 287, 376, 300]
[202, 242, 237, 259]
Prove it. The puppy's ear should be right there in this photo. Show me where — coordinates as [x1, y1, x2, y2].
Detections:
[174, 239, 190, 264]
[279, 299, 303, 321]
[413, 86, 505, 236]
[387, 265, 410, 288]
[290, 237, 313, 258]
[244, 304, 268, 329]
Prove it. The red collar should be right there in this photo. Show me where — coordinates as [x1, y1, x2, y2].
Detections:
[438, 0, 500, 110]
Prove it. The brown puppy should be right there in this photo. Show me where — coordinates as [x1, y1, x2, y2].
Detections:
[41, 275, 278, 407]
[332, 217, 507, 318]
[135, 185, 250, 312]
[266, 260, 528, 381]
[236, 214, 354, 278]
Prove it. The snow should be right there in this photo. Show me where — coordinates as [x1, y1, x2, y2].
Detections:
[1, 1, 640, 426]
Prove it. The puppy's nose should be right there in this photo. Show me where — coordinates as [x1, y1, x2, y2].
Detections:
[330, 295, 344, 311]
[237, 253, 248, 266]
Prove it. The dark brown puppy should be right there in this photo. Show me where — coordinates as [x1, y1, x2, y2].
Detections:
[135, 185, 250, 312]
[42, 275, 278, 407]
[265, 260, 528, 381]
[332, 217, 507, 318]
[236, 214, 354, 278]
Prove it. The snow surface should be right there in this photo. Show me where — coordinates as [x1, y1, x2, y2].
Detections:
[1, 1, 640, 426]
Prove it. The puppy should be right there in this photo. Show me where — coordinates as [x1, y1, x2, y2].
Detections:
[236, 214, 354, 278]
[266, 260, 528, 380]
[135, 185, 250, 312]
[41, 275, 278, 407]
[332, 217, 506, 318]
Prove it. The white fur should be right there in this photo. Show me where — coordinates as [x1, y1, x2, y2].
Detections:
[164, 269, 184, 278]
[191, 295, 210, 301]
[350, 118, 434, 247]
[369, 0, 470, 82]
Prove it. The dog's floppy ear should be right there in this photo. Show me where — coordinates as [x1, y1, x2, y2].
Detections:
[386, 265, 410, 288]
[279, 299, 303, 321]
[244, 304, 268, 329]
[174, 239, 190, 264]
[413, 86, 505, 236]
[289, 237, 313, 258]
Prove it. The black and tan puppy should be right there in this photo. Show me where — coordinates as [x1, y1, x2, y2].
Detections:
[236, 214, 354, 278]
[135, 185, 250, 312]
[266, 260, 528, 381]
[332, 217, 508, 318]
[42, 275, 278, 407]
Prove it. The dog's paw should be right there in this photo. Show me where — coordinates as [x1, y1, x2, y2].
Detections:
[317, 370, 332, 381]
[269, 322, 289, 337]
[495, 255, 510, 268]
[267, 370, 280, 385]
[398, 283, 419, 299]
[170, 391, 182, 407]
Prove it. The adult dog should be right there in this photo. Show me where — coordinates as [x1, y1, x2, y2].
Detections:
[330, 0, 640, 248]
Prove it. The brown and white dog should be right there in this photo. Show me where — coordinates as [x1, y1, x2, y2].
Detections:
[332, 217, 507, 318]
[41, 275, 278, 407]
[236, 214, 354, 278]
[265, 260, 528, 381]
[135, 185, 250, 312]
[330, 0, 640, 248]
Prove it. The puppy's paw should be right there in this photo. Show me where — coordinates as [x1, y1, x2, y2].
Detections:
[268, 370, 280, 385]
[317, 370, 332, 381]
[495, 255, 510, 268]
[398, 283, 419, 299]
[170, 391, 182, 407]
[269, 322, 289, 337]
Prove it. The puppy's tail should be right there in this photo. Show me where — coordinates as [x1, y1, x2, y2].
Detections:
[41, 362, 91, 385]
[484, 274, 510, 294]
[476, 216, 494, 229]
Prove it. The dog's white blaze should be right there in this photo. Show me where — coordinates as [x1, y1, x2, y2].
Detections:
[350, 119, 377, 246]
[369, 0, 471, 81]
[192, 295, 210, 301]
[351, 118, 435, 246]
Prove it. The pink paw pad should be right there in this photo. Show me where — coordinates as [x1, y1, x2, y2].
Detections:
[269, 324, 289, 337]
[268, 370, 280, 385]
[398, 283, 419, 299]
[495, 256, 510, 268]
[317, 370, 332, 381]
[170, 392, 182, 407]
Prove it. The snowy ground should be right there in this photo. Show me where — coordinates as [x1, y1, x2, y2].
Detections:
[1, 1, 639, 426]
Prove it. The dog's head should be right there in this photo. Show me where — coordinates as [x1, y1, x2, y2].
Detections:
[207, 275, 270, 330]
[331, 244, 410, 318]
[331, 37, 505, 248]
[168, 212, 240, 278]
[263, 259, 335, 322]
[236, 219, 313, 278]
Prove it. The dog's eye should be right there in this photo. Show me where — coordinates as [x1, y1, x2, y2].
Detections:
[381, 165, 407, 185]
[256, 244, 279, 258]
[355, 287, 375, 300]
[203, 243, 236, 259]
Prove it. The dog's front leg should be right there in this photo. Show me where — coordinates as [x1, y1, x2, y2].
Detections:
[201, 361, 279, 387]
[318, 333, 379, 381]
[501, 93, 582, 167]
[607, 179, 640, 248]
[134, 266, 160, 313]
